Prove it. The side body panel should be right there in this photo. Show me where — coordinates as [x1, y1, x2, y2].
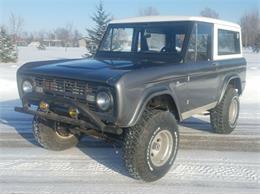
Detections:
[115, 63, 190, 127]
[115, 22, 247, 127]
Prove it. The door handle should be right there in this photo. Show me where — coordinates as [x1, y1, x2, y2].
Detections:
[212, 62, 218, 70]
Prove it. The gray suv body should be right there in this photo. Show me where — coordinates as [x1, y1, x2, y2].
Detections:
[15, 16, 247, 182]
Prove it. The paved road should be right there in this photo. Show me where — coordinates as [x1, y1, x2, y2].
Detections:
[0, 100, 259, 193]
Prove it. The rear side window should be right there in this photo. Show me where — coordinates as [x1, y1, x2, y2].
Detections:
[218, 29, 240, 55]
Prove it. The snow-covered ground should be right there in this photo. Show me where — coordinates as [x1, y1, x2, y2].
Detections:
[0, 47, 259, 193]
[0, 47, 87, 101]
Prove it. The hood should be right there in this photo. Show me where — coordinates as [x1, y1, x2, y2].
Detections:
[18, 58, 137, 84]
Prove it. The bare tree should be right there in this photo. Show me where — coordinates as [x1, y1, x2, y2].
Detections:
[200, 7, 219, 19]
[8, 13, 24, 42]
[64, 23, 73, 46]
[139, 6, 159, 16]
[54, 23, 74, 47]
[72, 30, 82, 47]
[240, 9, 260, 48]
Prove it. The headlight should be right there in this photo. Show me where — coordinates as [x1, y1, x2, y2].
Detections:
[22, 80, 33, 93]
[96, 91, 112, 111]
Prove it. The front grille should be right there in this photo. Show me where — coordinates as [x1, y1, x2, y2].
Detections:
[35, 77, 97, 111]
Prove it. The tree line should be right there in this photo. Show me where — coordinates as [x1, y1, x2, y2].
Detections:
[87, 3, 260, 54]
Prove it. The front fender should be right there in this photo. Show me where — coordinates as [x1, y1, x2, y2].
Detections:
[116, 85, 181, 127]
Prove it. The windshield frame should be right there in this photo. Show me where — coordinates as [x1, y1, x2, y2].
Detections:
[96, 21, 194, 62]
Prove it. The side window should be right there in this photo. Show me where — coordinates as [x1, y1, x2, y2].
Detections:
[186, 23, 213, 63]
[140, 32, 166, 52]
[218, 29, 240, 55]
[175, 34, 185, 53]
[146, 32, 166, 52]
[137, 28, 166, 52]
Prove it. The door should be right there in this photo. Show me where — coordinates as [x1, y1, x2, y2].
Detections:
[183, 22, 220, 116]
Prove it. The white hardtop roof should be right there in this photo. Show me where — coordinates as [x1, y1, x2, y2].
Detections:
[110, 16, 240, 28]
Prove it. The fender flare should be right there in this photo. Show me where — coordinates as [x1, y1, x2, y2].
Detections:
[218, 75, 242, 104]
[127, 87, 181, 127]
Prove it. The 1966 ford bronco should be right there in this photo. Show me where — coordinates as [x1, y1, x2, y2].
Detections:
[15, 16, 246, 182]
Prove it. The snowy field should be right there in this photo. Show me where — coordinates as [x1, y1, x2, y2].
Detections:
[0, 47, 259, 193]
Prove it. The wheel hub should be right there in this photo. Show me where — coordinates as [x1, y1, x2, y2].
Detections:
[149, 130, 173, 167]
[152, 142, 161, 151]
[55, 124, 73, 139]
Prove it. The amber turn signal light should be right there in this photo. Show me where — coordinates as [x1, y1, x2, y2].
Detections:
[39, 101, 49, 111]
[68, 107, 79, 118]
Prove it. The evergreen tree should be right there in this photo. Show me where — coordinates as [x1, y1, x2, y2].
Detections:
[86, 1, 111, 54]
[0, 27, 17, 63]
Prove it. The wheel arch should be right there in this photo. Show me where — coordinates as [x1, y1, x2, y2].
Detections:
[218, 75, 242, 103]
[127, 89, 181, 127]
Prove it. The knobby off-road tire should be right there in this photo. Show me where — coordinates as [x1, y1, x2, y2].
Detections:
[123, 109, 179, 182]
[210, 86, 240, 134]
[32, 116, 80, 151]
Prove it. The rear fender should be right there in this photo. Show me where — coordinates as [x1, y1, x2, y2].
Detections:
[218, 75, 242, 104]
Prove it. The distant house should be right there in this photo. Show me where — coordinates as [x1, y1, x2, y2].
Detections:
[78, 37, 97, 51]
[78, 37, 87, 48]
[43, 39, 63, 47]
[28, 41, 41, 47]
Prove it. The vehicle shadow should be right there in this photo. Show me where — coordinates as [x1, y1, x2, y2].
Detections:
[0, 99, 38, 146]
[179, 116, 215, 133]
[78, 137, 129, 177]
[0, 98, 129, 177]
[1, 99, 216, 177]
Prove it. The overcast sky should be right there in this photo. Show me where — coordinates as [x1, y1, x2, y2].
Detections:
[1, 0, 259, 34]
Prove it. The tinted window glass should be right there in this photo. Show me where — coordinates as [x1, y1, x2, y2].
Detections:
[218, 29, 240, 55]
[136, 24, 190, 55]
[97, 22, 191, 63]
[186, 27, 196, 62]
[197, 23, 212, 61]
[146, 33, 166, 52]
[186, 23, 213, 62]
[175, 34, 185, 53]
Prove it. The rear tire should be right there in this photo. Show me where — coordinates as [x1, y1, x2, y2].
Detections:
[123, 109, 179, 182]
[210, 86, 240, 134]
[32, 116, 80, 151]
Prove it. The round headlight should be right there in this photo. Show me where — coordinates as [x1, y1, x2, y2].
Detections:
[96, 91, 112, 111]
[22, 80, 33, 93]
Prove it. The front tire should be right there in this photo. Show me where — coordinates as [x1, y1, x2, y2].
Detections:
[123, 110, 179, 182]
[210, 86, 240, 134]
[32, 116, 80, 151]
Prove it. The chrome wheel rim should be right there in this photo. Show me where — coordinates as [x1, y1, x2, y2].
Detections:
[229, 96, 239, 127]
[149, 130, 173, 167]
[55, 124, 74, 139]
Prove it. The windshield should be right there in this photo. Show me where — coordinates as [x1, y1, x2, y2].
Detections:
[98, 22, 191, 62]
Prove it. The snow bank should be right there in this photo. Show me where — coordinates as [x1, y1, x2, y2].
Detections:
[0, 79, 18, 101]
[0, 46, 88, 101]
[17, 46, 87, 65]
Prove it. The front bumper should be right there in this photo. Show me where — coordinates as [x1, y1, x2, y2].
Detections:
[14, 93, 122, 135]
